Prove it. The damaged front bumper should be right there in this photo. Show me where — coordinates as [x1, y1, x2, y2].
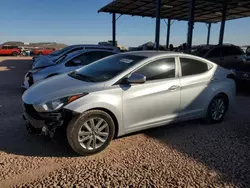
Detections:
[23, 103, 75, 137]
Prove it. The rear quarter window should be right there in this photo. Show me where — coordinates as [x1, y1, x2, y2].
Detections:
[180, 58, 210, 76]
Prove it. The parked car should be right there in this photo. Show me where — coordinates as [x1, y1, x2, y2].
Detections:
[0, 45, 21, 56]
[22, 51, 236, 155]
[241, 46, 250, 56]
[32, 48, 56, 56]
[32, 44, 120, 65]
[22, 49, 117, 89]
[191, 44, 250, 81]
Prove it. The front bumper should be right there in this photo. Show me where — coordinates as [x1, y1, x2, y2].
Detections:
[22, 103, 74, 136]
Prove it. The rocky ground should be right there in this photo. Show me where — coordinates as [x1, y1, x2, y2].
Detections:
[0, 57, 249, 187]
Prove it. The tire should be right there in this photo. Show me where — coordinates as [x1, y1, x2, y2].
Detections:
[67, 110, 115, 155]
[12, 52, 18, 56]
[205, 94, 228, 124]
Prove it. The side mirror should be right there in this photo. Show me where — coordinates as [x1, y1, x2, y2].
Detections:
[127, 73, 146, 84]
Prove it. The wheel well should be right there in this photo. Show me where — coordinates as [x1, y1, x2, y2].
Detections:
[89, 108, 119, 138]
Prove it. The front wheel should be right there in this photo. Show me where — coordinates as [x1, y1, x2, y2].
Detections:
[67, 110, 115, 155]
[205, 94, 228, 124]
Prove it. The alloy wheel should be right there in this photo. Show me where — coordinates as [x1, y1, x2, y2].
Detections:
[78, 118, 109, 150]
[211, 98, 226, 121]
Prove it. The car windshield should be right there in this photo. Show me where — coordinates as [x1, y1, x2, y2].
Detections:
[68, 54, 147, 82]
[55, 50, 82, 63]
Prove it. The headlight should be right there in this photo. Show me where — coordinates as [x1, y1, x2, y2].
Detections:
[33, 93, 87, 112]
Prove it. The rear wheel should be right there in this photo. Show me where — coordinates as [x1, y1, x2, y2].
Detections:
[205, 94, 228, 124]
[12, 51, 18, 56]
[67, 110, 115, 155]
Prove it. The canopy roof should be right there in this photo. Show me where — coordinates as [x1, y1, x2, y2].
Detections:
[98, 0, 250, 23]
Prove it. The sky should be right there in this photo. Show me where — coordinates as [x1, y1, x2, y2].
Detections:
[0, 0, 249, 47]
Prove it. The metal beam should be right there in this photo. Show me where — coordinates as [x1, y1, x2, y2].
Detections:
[166, 18, 171, 49]
[187, 0, 196, 51]
[219, 2, 227, 45]
[207, 23, 211, 45]
[155, 0, 161, 50]
[112, 13, 116, 47]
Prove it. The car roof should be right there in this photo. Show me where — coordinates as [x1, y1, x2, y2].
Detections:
[119, 50, 181, 58]
[67, 44, 119, 50]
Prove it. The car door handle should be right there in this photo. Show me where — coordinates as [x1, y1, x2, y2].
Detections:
[168, 85, 180, 91]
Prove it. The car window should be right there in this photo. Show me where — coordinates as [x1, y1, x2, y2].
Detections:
[67, 51, 113, 66]
[134, 58, 175, 81]
[180, 58, 209, 76]
[221, 46, 243, 56]
[206, 48, 221, 58]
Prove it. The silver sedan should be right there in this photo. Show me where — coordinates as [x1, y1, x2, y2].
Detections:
[22, 51, 236, 155]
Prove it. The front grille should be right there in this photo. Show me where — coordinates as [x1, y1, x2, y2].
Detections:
[23, 103, 43, 120]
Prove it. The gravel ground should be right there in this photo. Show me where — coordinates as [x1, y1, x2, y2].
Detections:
[0, 57, 249, 187]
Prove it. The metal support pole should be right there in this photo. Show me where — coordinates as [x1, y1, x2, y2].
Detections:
[166, 18, 171, 49]
[154, 0, 161, 50]
[219, 2, 227, 45]
[186, 0, 196, 52]
[112, 13, 116, 47]
[207, 23, 211, 45]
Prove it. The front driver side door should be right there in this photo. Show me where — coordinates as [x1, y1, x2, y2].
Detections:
[122, 57, 181, 132]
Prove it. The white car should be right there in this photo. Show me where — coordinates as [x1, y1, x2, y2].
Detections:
[22, 51, 236, 155]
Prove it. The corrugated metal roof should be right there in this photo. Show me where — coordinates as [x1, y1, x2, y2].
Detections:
[98, 0, 250, 23]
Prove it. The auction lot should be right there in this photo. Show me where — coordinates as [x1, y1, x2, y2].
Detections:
[0, 57, 249, 187]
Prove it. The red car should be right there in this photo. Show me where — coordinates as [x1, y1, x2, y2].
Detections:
[32, 48, 56, 56]
[0, 45, 21, 56]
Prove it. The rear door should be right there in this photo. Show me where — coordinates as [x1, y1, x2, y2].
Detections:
[178, 57, 213, 120]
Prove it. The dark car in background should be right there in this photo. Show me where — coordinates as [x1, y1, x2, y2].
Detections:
[191, 44, 250, 81]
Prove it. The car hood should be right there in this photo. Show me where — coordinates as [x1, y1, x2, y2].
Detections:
[32, 56, 56, 69]
[22, 73, 105, 105]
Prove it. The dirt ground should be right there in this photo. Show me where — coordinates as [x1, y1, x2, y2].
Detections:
[0, 57, 249, 188]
